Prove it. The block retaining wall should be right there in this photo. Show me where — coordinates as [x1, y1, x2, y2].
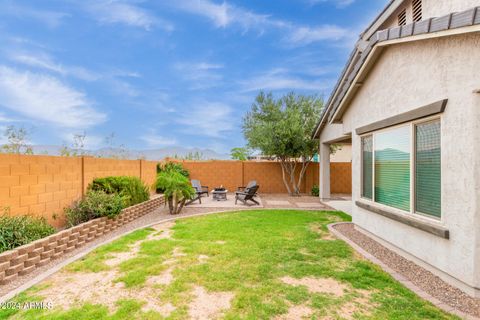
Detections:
[0, 195, 165, 285]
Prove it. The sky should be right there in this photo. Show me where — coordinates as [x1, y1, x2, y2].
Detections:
[0, 0, 388, 154]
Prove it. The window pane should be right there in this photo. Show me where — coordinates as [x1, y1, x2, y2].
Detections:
[415, 120, 441, 217]
[362, 136, 373, 199]
[374, 126, 411, 211]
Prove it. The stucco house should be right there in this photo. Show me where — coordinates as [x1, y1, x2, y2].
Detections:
[313, 0, 480, 297]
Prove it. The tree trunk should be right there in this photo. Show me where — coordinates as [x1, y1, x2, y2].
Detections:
[280, 160, 292, 195]
[295, 161, 310, 195]
[167, 197, 174, 214]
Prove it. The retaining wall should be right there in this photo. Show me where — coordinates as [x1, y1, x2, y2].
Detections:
[0, 195, 165, 285]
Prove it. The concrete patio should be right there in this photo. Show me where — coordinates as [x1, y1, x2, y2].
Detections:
[186, 193, 335, 211]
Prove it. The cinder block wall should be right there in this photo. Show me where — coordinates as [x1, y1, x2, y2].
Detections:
[173, 160, 351, 195]
[0, 155, 159, 227]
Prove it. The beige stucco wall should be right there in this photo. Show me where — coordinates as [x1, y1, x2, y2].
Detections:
[423, 0, 480, 18]
[381, 0, 479, 31]
[330, 144, 352, 163]
[320, 33, 480, 294]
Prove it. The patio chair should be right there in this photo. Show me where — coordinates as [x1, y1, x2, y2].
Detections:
[188, 180, 209, 205]
[235, 185, 260, 206]
[237, 180, 257, 192]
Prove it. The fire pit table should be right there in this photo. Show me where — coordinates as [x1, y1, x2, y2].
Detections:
[212, 188, 228, 201]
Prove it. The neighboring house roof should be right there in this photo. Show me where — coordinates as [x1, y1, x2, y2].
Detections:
[313, 6, 480, 139]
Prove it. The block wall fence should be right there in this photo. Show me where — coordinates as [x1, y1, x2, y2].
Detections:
[0, 154, 351, 228]
[170, 160, 351, 195]
[0, 155, 159, 227]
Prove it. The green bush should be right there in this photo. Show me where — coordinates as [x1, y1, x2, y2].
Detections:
[157, 162, 190, 177]
[65, 190, 124, 227]
[311, 185, 320, 197]
[0, 212, 55, 253]
[88, 176, 149, 207]
[156, 171, 195, 214]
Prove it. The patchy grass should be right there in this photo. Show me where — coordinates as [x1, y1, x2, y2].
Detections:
[1, 210, 458, 319]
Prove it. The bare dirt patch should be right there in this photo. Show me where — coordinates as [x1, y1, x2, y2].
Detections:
[188, 286, 234, 319]
[310, 224, 336, 240]
[173, 247, 187, 257]
[276, 304, 313, 319]
[104, 248, 140, 267]
[146, 267, 175, 286]
[215, 240, 226, 245]
[198, 255, 209, 264]
[104, 221, 176, 267]
[38, 270, 175, 316]
[147, 221, 175, 240]
[280, 277, 348, 297]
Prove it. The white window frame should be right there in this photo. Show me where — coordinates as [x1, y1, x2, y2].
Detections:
[360, 115, 442, 222]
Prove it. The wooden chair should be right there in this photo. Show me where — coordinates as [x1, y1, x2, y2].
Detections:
[237, 180, 257, 192]
[188, 180, 209, 204]
[235, 185, 260, 206]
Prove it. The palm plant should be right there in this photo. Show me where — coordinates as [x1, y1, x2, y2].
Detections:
[156, 171, 195, 214]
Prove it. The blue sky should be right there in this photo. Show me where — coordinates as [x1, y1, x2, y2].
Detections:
[0, 0, 387, 154]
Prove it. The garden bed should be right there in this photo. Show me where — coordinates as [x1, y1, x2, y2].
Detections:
[0, 196, 165, 285]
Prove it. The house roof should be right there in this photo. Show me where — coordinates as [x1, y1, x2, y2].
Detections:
[313, 5, 480, 139]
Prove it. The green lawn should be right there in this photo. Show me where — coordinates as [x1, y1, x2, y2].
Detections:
[1, 210, 457, 319]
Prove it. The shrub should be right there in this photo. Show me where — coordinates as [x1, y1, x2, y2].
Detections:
[311, 185, 320, 197]
[88, 176, 149, 207]
[156, 171, 195, 214]
[0, 211, 55, 253]
[65, 190, 124, 227]
[157, 162, 190, 177]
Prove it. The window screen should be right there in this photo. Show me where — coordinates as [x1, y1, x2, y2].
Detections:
[362, 136, 373, 199]
[415, 120, 441, 217]
[374, 126, 411, 211]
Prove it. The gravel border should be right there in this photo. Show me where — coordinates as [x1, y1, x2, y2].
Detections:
[329, 222, 480, 320]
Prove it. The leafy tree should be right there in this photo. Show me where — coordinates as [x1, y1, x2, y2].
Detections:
[1, 126, 33, 155]
[243, 92, 323, 196]
[230, 147, 251, 161]
[156, 171, 195, 214]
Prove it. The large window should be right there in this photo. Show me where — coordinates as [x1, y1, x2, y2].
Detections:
[361, 118, 441, 219]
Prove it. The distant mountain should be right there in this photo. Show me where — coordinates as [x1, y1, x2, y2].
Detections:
[26, 145, 229, 160]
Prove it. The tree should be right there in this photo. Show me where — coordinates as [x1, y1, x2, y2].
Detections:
[60, 132, 88, 156]
[156, 171, 195, 214]
[99, 132, 129, 159]
[230, 147, 251, 161]
[1, 126, 33, 155]
[243, 92, 323, 196]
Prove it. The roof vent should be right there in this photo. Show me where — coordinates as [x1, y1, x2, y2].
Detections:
[398, 9, 407, 26]
[413, 0, 422, 22]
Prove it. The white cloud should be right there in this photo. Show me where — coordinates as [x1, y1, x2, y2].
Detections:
[0, 66, 106, 128]
[174, 62, 224, 89]
[10, 52, 100, 81]
[240, 68, 331, 92]
[309, 0, 355, 8]
[167, 0, 348, 46]
[285, 25, 350, 45]
[86, 0, 173, 31]
[176, 102, 234, 137]
[140, 131, 177, 147]
[0, 1, 69, 28]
